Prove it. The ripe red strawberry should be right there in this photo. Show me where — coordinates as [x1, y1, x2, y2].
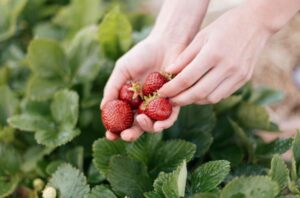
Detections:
[138, 96, 172, 121]
[142, 72, 171, 96]
[101, 100, 133, 134]
[119, 81, 142, 109]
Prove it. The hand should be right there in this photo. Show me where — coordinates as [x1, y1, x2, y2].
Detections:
[101, 37, 185, 141]
[159, 6, 273, 106]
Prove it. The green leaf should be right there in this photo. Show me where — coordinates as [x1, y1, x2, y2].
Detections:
[27, 39, 69, 79]
[46, 160, 64, 175]
[8, 114, 54, 132]
[53, 0, 102, 33]
[107, 156, 152, 198]
[215, 95, 243, 113]
[67, 25, 102, 83]
[168, 105, 216, 138]
[0, 85, 19, 125]
[236, 102, 270, 130]
[127, 133, 162, 166]
[229, 119, 254, 161]
[227, 164, 267, 181]
[33, 22, 64, 40]
[34, 128, 80, 147]
[256, 138, 293, 157]
[145, 161, 187, 198]
[0, 0, 27, 41]
[0, 143, 21, 197]
[192, 192, 220, 198]
[191, 160, 230, 193]
[269, 155, 289, 191]
[0, 143, 21, 175]
[210, 145, 244, 166]
[27, 76, 64, 101]
[66, 146, 84, 170]
[167, 105, 215, 157]
[50, 89, 79, 129]
[87, 185, 117, 198]
[93, 138, 126, 176]
[250, 87, 284, 106]
[98, 6, 132, 60]
[0, 66, 9, 85]
[21, 146, 54, 173]
[0, 126, 15, 143]
[151, 140, 196, 176]
[48, 164, 90, 198]
[221, 176, 279, 198]
[292, 132, 300, 180]
[20, 99, 51, 117]
[87, 163, 105, 184]
[0, 175, 19, 198]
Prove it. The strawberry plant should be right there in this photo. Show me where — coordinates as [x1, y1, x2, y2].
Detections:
[0, 0, 298, 197]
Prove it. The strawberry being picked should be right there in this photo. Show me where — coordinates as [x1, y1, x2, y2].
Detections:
[138, 94, 172, 121]
[101, 100, 134, 134]
[119, 81, 142, 109]
[142, 72, 172, 96]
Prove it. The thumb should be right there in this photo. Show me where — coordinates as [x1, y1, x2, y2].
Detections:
[100, 62, 130, 109]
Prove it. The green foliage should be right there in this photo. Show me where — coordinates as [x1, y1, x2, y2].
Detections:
[191, 160, 230, 193]
[1, 0, 299, 197]
[48, 164, 90, 198]
[221, 176, 279, 198]
[98, 6, 133, 60]
[0, 0, 27, 41]
[88, 185, 117, 198]
[107, 156, 152, 198]
[269, 155, 289, 191]
[145, 161, 187, 198]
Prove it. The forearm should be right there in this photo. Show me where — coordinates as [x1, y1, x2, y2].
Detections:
[150, 0, 210, 45]
[244, 0, 300, 33]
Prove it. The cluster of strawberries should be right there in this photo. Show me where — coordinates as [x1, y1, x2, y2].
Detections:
[101, 72, 173, 134]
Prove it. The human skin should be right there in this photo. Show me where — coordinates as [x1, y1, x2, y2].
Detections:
[159, 0, 300, 105]
[101, 0, 300, 141]
[101, 0, 210, 141]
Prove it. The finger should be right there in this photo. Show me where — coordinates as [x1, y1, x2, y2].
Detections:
[120, 125, 144, 142]
[165, 34, 205, 74]
[153, 106, 180, 132]
[100, 62, 130, 109]
[136, 114, 155, 132]
[206, 76, 244, 103]
[159, 47, 218, 98]
[106, 131, 119, 141]
[171, 65, 230, 106]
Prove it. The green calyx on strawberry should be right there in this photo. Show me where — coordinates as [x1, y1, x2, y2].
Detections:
[119, 81, 143, 109]
[101, 100, 134, 134]
[142, 71, 173, 96]
[138, 92, 172, 121]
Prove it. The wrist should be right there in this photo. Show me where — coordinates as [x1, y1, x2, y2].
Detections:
[149, 0, 210, 46]
[241, 0, 300, 34]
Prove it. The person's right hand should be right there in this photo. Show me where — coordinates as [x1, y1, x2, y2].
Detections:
[100, 36, 186, 141]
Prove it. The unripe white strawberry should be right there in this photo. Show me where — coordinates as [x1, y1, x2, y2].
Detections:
[42, 186, 57, 198]
[33, 178, 44, 191]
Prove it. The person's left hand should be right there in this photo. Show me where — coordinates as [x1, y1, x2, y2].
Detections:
[159, 5, 273, 105]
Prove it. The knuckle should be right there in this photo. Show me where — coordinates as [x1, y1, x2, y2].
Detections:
[180, 77, 192, 88]
[226, 64, 239, 74]
[239, 68, 248, 79]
